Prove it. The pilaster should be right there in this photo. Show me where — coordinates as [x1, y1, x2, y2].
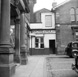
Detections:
[20, 13, 28, 65]
[0, 0, 15, 77]
[14, 18, 20, 63]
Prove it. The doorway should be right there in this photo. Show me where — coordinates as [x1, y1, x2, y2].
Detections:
[49, 40, 55, 54]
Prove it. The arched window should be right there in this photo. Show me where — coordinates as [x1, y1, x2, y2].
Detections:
[70, 8, 75, 21]
[56, 12, 60, 19]
[76, 8, 78, 22]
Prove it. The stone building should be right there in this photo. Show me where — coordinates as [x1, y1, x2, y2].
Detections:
[0, 0, 30, 77]
[29, 8, 56, 55]
[52, 0, 78, 54]
[29, 0, 36, 22]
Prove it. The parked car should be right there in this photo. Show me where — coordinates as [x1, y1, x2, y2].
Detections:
[65, 41, 78, 58]
[71, 41, 78, 73]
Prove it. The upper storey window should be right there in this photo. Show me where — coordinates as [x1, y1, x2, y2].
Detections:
[70, 8, 75, 22]
[76, 8, 78, 22]
[45, 15, 52, 27]
[56, 12, 60, 19]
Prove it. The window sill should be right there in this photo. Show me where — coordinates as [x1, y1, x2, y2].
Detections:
[35, 48, 44, 49]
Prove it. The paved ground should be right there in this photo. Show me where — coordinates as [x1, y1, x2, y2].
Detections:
[46, 55, 78, 77]
[13, 55, 78, 77]
[13, 55, 47, 77]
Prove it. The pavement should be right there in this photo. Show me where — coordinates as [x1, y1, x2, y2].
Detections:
[13, 55, 47, 77]
[46, 55, 78, 77]
[13, 55, 78, 77]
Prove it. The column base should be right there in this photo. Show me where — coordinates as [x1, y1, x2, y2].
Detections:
[20, 47, 28, 65]
[0, 45, 16, 77]
[14, 53, 20, 63]
[0, 63, 16, 77]
[20, 57, 28, 65]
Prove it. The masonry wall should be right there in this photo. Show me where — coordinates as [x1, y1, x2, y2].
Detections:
[55, 0, 78, 54]
[34, 8, 51, 23]
[57, 25, 73, 54]
[0, 0, 1, 23]
[55, 0, 78, 24]
[29, 0, 36, 22]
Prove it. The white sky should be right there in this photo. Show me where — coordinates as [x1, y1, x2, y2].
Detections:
[34, 0, 66, 12]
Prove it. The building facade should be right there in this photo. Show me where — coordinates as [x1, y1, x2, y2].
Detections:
[0, 0, 30, 77]
[52, 0, 78, 54]
[29, 8, 56, 55]
[29, 0, 36, 22]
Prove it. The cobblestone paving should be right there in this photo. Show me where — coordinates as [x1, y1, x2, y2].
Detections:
[46, 55, 78, 77]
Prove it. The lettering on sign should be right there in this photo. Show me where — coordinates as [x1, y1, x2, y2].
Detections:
[32, 30, 56, 34]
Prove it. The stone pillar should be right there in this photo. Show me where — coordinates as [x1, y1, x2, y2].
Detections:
[14, 18, 20, 63]
[25, 24, 29, 55]
[0, 0, 15, 77]
[20, 13, 28, 65]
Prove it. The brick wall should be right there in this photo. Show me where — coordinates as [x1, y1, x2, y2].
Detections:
[55, 0, 78, 24]
[56, 25, 74, 54]
[55, 0, 78, 54]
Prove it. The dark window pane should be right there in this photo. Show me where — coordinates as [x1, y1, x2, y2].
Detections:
[41, 37, 44, 42]
[40, 44, 44, 48]
[35, 38, 39, 42]
[35, 43, 38, 48]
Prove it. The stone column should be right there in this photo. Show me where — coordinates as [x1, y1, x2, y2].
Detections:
[14, 18, 20, 63]
[25, 24, 29, 55]
[20, 13, 28, 65]
[0, 0, 15, 77]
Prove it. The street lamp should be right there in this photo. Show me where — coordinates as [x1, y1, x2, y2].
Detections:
[56, 24, 60, 54]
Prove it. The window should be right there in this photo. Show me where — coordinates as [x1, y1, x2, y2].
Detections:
[35, 37, 44, 48]
[56, 12, 60, 19]
[45, 15, 52, 27]
[70, 8, 75, 21]
[76, 8, 78, 22]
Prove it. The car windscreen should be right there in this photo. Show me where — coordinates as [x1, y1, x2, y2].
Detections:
[72, 43, 78, 48]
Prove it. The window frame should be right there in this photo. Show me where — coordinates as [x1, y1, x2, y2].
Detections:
[45, 15, 52, 27]
[70, 8, 75, 22]
[76, 8, 78, 22]
[35, 37, 44, 49]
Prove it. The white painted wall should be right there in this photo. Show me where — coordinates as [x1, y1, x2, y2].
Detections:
[30, 33, 56, 48]
[30, 12, 55, 29]
[29, 12, 56, 49]
[30, 36, 35, 48]
[44, 34, 56, 48]
[30, 23, 42, 29]
[41, 13, 55, 29]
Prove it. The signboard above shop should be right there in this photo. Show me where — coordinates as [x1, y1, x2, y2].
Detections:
[31, 30, 56, 34]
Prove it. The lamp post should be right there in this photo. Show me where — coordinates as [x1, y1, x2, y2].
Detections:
[56, 24, 60, 54]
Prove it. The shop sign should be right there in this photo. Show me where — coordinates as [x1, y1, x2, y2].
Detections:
[32, 30, 56, 34]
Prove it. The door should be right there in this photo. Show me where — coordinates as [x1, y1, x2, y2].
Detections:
[49, 40, 55, 54]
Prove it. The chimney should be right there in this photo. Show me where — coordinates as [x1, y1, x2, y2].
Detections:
[52, 1, 57, 8]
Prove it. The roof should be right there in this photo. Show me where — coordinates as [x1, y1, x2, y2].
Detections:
[53, 0, 71, 10]
[34, 8, 51, 13]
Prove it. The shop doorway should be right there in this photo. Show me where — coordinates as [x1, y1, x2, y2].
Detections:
[49, 40, 55, 54]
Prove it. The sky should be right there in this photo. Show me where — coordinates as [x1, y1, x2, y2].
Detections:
[34, 0, 66, 12]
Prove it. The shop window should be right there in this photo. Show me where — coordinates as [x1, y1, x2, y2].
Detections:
[35, 37, 44, 49]
[76, 8, 78, 22]
[70, 8, 75, 22]
[45, 15, 52, 27]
